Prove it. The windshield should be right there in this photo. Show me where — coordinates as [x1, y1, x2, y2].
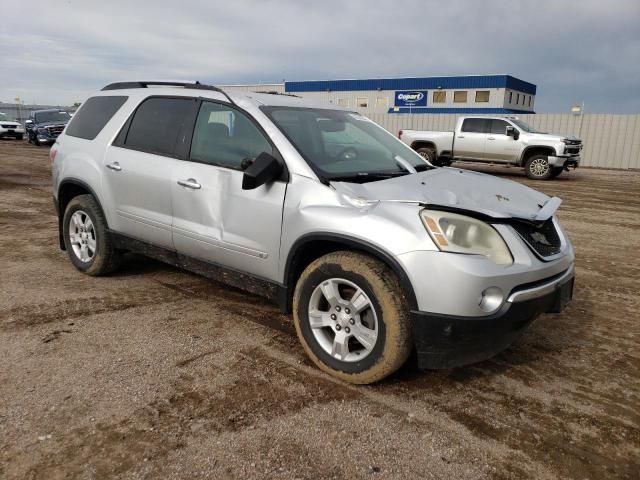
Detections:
[34, 111, 71, 124]
[262, 107, 432, 182]
[510, 119, 541, 133]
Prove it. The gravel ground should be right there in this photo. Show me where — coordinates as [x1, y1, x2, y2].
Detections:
[0, 139, 638, 479]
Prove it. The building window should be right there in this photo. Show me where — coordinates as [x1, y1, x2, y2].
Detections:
[432, 91, 446, 103]
[509, 91, 513, 103]
[356, 97, 368, 108]
[375, 97, 388, 109]
[516, 93, 520, 105]
[528, 96, 532, 107]
[475, 91, 490, 103]
[337, 98, 349, 108]
[453, 91, 467, 103]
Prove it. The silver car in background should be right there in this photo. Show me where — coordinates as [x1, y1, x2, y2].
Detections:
[51, 81, 575, 384]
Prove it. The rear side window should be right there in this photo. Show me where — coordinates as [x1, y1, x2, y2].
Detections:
[461, 118, 487, 133]
[66, 96, 128, 140]
[123, 97, 194, 157]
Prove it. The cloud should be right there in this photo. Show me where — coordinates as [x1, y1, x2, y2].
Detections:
[1, 0, 638, 112]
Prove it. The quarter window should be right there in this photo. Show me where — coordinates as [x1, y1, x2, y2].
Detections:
[123, 97, 195, 157]
[432, 91, 446, 103]
[66, 96, 128, 140]
[190, 101, 273, 170]
[454, 91, 467, 103]
[475, 91, 490, 103]
[461, 118, 487, 133]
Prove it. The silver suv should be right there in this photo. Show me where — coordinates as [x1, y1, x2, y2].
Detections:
[52, 81, 575, 384]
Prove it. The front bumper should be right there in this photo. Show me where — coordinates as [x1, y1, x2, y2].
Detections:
[411, 266, 575, 369]
[548, 155, 580, 169]
[0, 127, 24, 138]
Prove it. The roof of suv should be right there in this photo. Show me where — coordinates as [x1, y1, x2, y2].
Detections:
[96, 81, 345, 111]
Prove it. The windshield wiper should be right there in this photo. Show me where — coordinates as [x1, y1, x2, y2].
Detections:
[327, 171, 410, 183]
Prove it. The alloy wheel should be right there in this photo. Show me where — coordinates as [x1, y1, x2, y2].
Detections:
[308, 278, 379, 362]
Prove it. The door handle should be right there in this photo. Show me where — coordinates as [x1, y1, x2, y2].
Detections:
[106, 162, 122, 171]
[457, 135, 465, 139]
[177, 178, 201, 190]
[487, 137, 495, 140]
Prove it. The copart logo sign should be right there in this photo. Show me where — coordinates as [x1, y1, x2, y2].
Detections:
[395, 90, 427, 107]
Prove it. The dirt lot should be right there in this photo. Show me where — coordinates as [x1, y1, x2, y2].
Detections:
[0, 139, 638, 479]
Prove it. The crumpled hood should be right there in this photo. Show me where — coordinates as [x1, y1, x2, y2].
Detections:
[331, 167, 558, 220]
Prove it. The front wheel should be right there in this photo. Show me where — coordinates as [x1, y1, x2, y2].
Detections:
[550, 166, 564, 178]
[293, 251, 412, 384]
[524, 154, 553, 180]
[62, 194, 121, 276]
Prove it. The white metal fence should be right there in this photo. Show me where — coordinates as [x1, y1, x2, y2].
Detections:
[365, 113, 640, 170]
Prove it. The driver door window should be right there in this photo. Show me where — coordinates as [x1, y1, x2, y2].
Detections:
[190, 102, 273, 169]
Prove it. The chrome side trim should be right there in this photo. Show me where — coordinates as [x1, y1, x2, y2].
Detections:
[507, 265, 574, 303]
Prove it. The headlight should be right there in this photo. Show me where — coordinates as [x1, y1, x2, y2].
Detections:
[420, 210, 513, 266]
[37, 127, 48, 134]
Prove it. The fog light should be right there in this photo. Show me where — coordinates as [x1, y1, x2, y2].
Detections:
[479, 287, 504, 313]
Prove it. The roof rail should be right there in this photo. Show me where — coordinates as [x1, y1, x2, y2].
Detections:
[101, 81, 235, 104]
[254, 90, 300, 98]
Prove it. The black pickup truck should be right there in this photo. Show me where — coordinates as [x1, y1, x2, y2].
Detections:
[25, 109, 72, 146]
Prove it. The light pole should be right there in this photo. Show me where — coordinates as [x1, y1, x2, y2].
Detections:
[571, 102, 585, 138]
[14, 97, 22, 123]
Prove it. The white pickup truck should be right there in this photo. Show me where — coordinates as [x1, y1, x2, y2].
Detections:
[399, 116, 582, 180]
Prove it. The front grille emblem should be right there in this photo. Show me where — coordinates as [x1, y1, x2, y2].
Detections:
[530, 231, 551, 245]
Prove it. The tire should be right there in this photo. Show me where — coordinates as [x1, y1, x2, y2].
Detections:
[550, 167, 563, 178]
[34, 135, 41, 146]
[416, 147, 437, 164]
[293, 251, 412, 384]
[16, 134, 24, 141]
[62, 194, 121, 276]
[524, 154, 553, 180]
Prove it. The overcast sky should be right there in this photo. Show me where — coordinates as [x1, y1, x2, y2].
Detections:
[1, 0, 639, 112]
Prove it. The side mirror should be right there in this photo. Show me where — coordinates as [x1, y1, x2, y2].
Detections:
[25, 120, 33, 129]
[506, 126, 519, 140]
[242, 152, 283, 190]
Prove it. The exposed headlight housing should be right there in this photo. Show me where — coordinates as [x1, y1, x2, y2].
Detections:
[420, 210, 513, 266]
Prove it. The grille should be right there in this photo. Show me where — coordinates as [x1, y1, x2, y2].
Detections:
[47, 125, 65, 137]
[511, 218, 562, 258]
[1, 124, 15, 128]
[565, 146, 581, 155]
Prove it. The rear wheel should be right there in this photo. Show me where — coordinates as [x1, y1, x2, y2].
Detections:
[293, 251, 412, 384]
[525, 154, 553, 180]
[63, 194, 121, 276]
[416, 147, 437, 164]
